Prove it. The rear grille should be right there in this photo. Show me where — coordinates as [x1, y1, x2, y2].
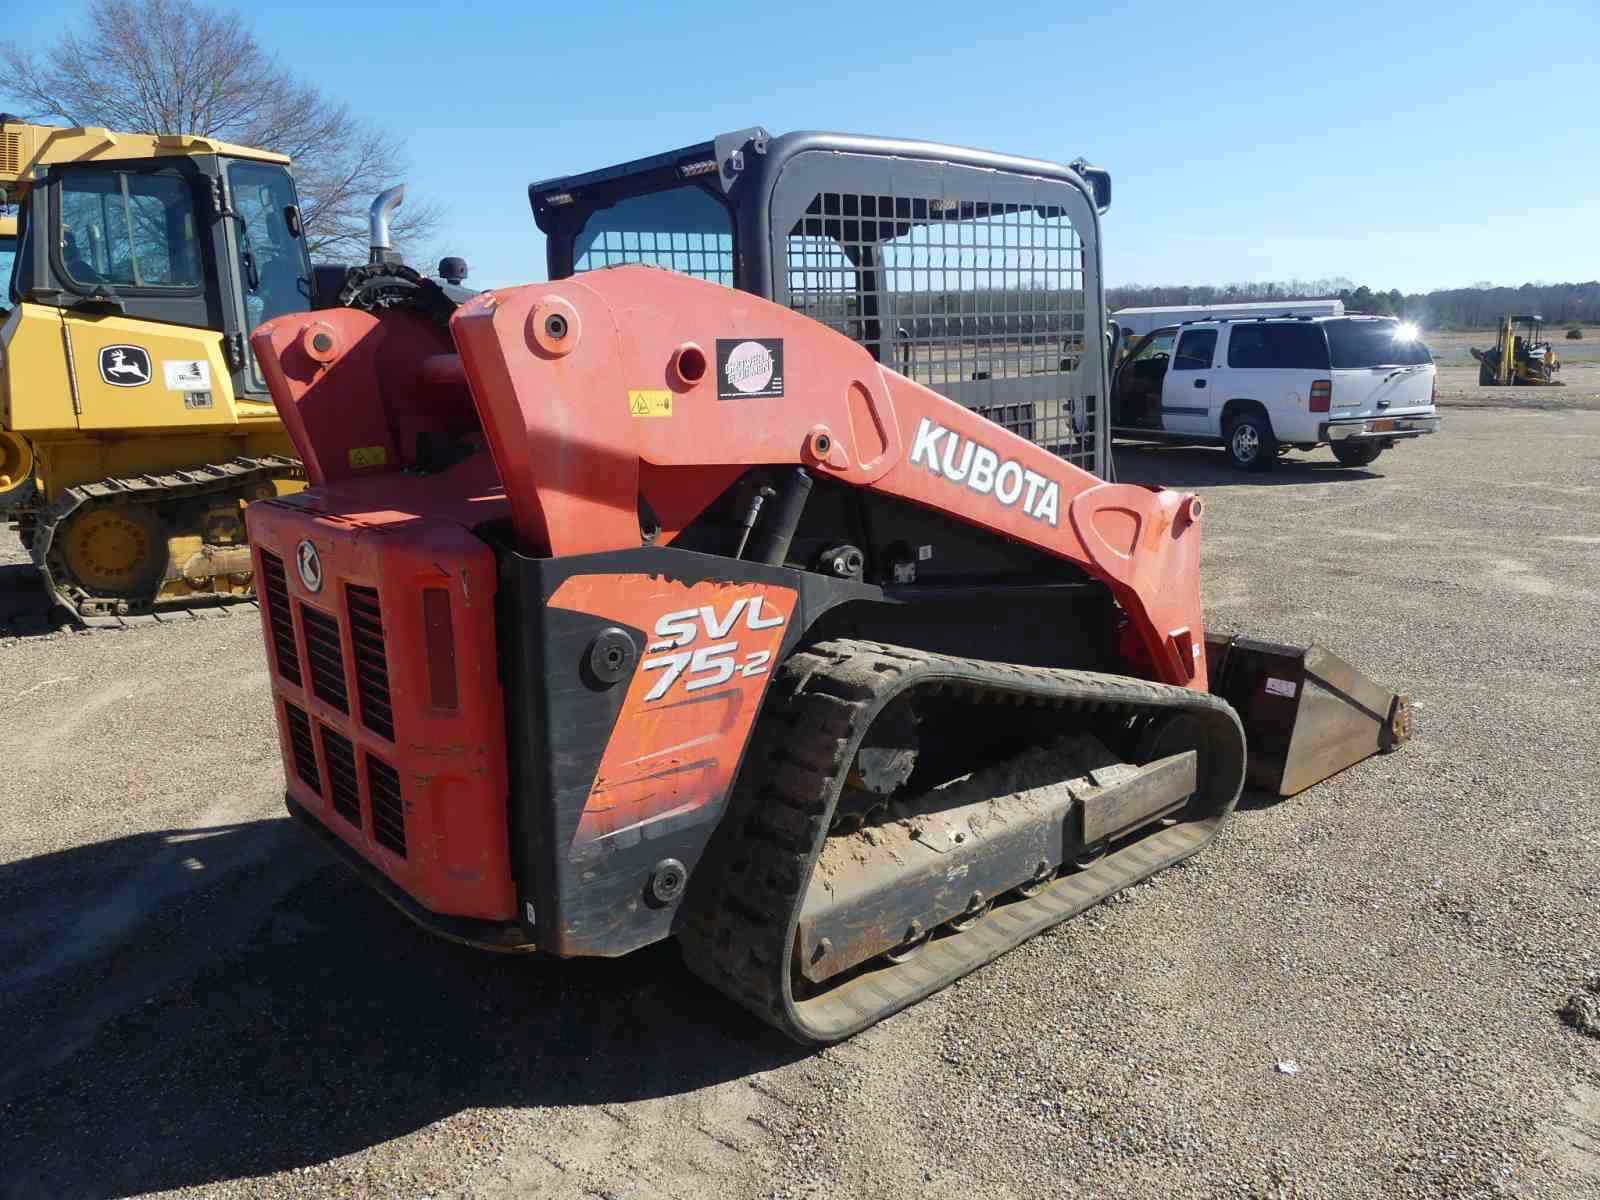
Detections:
[300, 604, 349, 712]
[346, 586, 394, 740]
[367, 755, 407, 857]
[260, 552, 301, 686]
[319, 725, 361, 828]
[284, 703, 319, 791]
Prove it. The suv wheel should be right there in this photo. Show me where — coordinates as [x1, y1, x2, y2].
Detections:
[1331, 441, 1383, 468]
[1224, 412, 1277, 471]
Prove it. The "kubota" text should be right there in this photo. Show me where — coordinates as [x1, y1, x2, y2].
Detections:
[908, 418, 1061, 527]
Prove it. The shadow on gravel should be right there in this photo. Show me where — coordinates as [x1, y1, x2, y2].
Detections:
[1236, 786, 1293, 813]
[0, 562, 74, 638]
[1112, 445, 1380, 489]
[3, 843, 804, 1200]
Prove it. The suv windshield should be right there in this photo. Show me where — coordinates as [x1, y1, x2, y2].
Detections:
[1325, 318, 1431, 368]
[226, 160, 311, 374]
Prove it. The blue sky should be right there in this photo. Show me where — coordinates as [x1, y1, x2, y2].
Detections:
[6, 0, 1598, 291]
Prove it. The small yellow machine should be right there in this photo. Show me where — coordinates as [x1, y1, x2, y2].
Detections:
[1, 115, 311, 621]
[1471, 314, 1563, 386]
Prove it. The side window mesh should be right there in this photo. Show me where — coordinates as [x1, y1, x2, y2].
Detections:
[784, 190, 1091, 472]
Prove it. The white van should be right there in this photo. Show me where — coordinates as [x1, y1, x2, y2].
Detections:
[1111, 315, 1440, 470]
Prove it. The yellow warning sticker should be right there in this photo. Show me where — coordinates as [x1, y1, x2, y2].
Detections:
[628, 389, 673, 418]
[349, 445, 388, 468]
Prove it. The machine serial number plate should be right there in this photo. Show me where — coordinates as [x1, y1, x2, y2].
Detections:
[183, 391, 214, 410]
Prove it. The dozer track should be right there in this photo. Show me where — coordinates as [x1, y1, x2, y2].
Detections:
[680, 639, 1247, 1045]
[28, 455, 301, 626]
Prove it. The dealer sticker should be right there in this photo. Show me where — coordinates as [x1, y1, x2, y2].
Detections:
[716, 338, 784, 400]
[1264, 677, 1298, 698]
[164, 359, 213, 391]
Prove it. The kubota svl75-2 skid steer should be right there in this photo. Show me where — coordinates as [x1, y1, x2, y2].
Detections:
[244, 130, 1410, 1043]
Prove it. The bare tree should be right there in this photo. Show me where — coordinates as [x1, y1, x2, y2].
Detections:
[1, 0, 436, 260]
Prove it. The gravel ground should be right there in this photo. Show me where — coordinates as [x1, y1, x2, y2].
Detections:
[3, 400, 1598, 1199]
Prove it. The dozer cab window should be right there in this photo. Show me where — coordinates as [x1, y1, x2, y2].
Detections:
[59, 170, 201, 290]
[571, 186, 734, 285]
[780, 186, 1094, 471]
[225, 160, 312, 382]
[0, 227, 16, 309]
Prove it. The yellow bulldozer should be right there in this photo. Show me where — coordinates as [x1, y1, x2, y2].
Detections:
[1, 115, 313, 623]
[1470, 313, 1563, 386]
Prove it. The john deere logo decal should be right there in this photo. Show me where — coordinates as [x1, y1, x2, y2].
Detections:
[99, 345, 152, 387]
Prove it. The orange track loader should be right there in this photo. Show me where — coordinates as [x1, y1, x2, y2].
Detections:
[243, 131, 1410, 1043]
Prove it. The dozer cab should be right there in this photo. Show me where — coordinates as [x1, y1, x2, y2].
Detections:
[1471, 313, 1562, 386]
[0, 115, 317, 622]
[243, 128, 1412, 1044]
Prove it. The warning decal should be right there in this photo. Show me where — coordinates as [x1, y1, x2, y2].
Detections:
[628, 389, 673, 418]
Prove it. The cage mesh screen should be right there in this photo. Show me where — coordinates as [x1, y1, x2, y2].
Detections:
[572, 186, 735, 285]
[574, 228, 734, 284]
[786, 190, 1092, 470]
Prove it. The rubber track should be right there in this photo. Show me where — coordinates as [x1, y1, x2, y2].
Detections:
[29, 455, 300, 622]
[678, 638, 1247, 1045]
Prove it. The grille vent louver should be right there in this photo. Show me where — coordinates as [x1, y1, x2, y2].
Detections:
[319, 725, 361, 828]
[260, 552, 301, 686]
[346, 586, 394, 740]
[367, 755, 406, 857]
[284, 703, 319, 792]
[299, 604, 349, 712]
[1, 132, 21, 175]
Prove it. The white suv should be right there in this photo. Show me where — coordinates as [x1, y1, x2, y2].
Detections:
[1111, 315, 1441, 470]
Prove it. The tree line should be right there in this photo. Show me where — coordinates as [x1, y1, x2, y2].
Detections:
[1107, 279, 1600, 330]
[2, 0, 435, 259]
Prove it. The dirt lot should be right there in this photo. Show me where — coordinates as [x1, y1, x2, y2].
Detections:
[3, 398, 1599, 1199]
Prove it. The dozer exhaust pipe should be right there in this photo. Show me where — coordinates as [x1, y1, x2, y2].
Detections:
[369, 184, 405, 265]
[1206, 634, 1413, 797]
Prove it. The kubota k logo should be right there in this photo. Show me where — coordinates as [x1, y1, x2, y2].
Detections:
[640, 596, 785, 701]
[295, 540, 323, 592]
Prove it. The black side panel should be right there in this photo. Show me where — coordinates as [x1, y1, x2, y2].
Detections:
[498, 540, 1118, 960]
[806, 584, 1117, 671]
[496, 543, 875, 959]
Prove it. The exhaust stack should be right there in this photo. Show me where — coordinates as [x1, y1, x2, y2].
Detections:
[369, 185, 405, 265]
